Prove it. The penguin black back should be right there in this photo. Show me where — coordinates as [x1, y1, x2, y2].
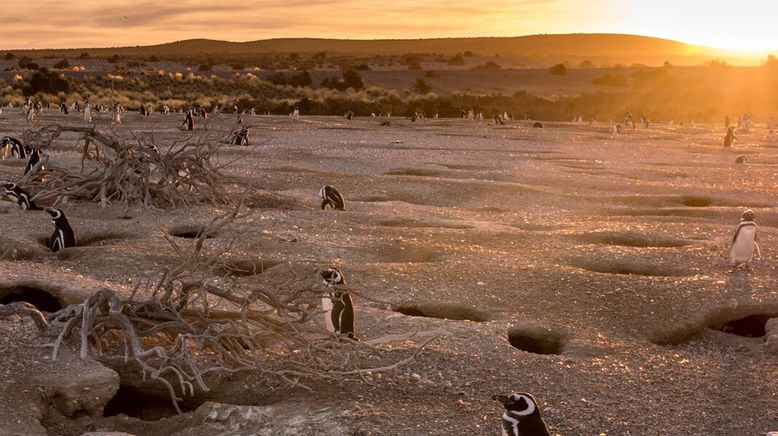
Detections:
[319, 267, 356, 340]
[3, 182, 39, 210]
[493, 392, 550, 436]
[2, 136, 27, 159]
[24, 149, 41, 175]
[319, 185, 346, 211]
[45, 208, 76, 252]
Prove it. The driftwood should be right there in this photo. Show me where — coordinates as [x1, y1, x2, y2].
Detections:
[0, 204, 437, 413]
[19, 125, 230, 209]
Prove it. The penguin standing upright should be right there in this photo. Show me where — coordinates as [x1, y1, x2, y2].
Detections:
[724, 126, 736, 147]
[731, 209, 761, 269]
[45, 208, 76, 252]
[24, 148, 41, 175]
[319, 185, 345, 211]
[182, 110, 194, 131]
[3, 182, 39, 210]
[2, 136, 27, 159]
[319, 267, 356, 340]
[493, 393, 550, 436]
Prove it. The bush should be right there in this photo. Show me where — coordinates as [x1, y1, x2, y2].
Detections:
[17, 56, 32, 69]
[22, 68, 70, 95]
[448, 54, 465, 66]
[412, 78, 432, 94]
[267, 72, 287, 86]
[78, 52, 90, 59]
[53, 59, 70, 69]
[5, 52, 15, 60]
[198, 63, 212, 72]
[591, 73, 627, 87]
[472, 61, 501, 71]
[289, 71, 313, 88]
[549, 64, 567, 75]
[342, 70, 364, 89]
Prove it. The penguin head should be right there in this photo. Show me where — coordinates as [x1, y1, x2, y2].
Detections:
[45, 207, 64, 221]
[319, 267, 345, 286]
[493, 392, 542, 417]
[319, 185, 330, 199]
[741, 209, 755, 221]
[3, 181, 16, 192]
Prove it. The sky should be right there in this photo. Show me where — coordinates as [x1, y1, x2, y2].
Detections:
[2, 0, 777, 52]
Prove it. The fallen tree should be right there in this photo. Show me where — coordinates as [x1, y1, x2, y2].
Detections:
[19, 124, 231, 209]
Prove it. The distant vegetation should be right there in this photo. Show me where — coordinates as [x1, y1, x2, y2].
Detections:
[2, 43, 778, 123]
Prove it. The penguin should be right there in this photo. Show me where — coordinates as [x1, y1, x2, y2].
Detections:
[24, 148, 41, 175]
[2, 136, 27, 159]
[493, 393, 550, 436]
[380, 121, 391, 126]
[319, 185, 345, 211]
[533, 122, 543, 128]
[182, 110, 194, 131]
[3, 182, 39, 210]
[319, 267, 356, 340]
[45, 207, 76, 252]
[731, 209, 761, 270]
[723, 126, 736, 147]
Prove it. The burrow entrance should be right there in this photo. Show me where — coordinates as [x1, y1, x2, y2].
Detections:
[680, 196, 715, 207]
[393, 302, 489, 322]
[0, 286, 63, 312]
[103, 384, 200, 421]
[168, 225, 214, 239]
[651, 306, 778, 345]
[507, 325, 567, 355]
[717, 314, 772, 338]
[568, 258, 684, 277]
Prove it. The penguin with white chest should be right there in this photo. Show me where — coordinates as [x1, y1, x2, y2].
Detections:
[1, 136, 27, 159]
[45, 207, 76, 252]
[493, 392, 550, 436]
[731, 209, 761, 270]
[319, 267, 356, 340]
[3, 182, 40, 210]
[319, 185, 345, 211]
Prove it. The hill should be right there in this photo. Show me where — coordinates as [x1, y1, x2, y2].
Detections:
[6, 34, 766, 66]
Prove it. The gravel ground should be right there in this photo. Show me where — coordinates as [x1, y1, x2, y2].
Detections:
[0, 111, 776, 435]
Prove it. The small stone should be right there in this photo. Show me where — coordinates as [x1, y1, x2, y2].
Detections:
[411, 373, 421, 381]
[476, 281, 485, 286]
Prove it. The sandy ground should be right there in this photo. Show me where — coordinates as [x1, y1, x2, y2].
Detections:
[0, 110, 777, 435]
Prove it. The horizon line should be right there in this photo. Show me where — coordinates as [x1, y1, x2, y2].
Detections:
[2, 33, 775, 55]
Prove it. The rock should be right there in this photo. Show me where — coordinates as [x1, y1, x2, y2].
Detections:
[33, 361, 119, 418]
[765, 335, 778, 355]
[765, 318, 778, 336]
[179, 401, 349, 435]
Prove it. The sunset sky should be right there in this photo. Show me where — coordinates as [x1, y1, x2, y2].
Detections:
[2, 0, 776, 52]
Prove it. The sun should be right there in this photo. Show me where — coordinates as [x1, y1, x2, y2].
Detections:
[616, 1, 778, 52]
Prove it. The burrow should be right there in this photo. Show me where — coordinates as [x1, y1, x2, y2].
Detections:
[568, 258, 686, 277]
[393, 302, 490, 322]
[0, 285, 65, 312]
[507, 324, 569, 355]
[578, 231, 691, 248]
[651, 304, 778, 345]
[103, 384, 201, 421]
[168, 225, 215, 239]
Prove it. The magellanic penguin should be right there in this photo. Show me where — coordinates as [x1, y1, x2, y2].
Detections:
[493, 393, 550, 436]
[319, 185, 345, 211]
[45, 207, 76, 252]
[723, 126, 736, 147]
[3, 182, 40, 210]
[2, 136, 27, 159]
[731, 209, 761, 270]
[24, 148, 41, 175]
[319, 267, 356, 340]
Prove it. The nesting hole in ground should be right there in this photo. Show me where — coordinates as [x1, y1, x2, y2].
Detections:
[718, 314, 772, 338]
[568, 258, 683, 277]
[393, 302, 489, 322]
[579, 231, 690, 248]
[680, 196, 715, 207]
[168, 225, 213, 239]
[216, 258, 283, 277]
[103, 384, 199, 421]
[507, 325, 567, 355]
[650, 305, 778, 345]
[0, 286, 63, 312]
